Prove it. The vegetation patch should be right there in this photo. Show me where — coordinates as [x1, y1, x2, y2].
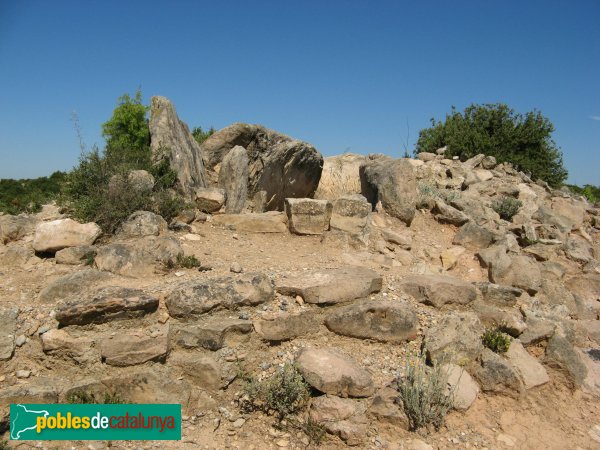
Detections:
[396, 351, 454, 432]
[491, 196, 523, 221]
[482, 327, 511, 353]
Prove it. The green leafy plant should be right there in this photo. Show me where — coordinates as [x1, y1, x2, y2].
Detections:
[192, 126, 216, 145]
[0, 171, 66, 215]
[417, 182, 460, 209]
[0, 439, 10, 450]
[163, 253, 201, 270]
[491, 196, 523, 221]
[396, 351, 454, 431]
[415, 103, 568, 187]
[482, 327, 511, 353]
[242, 363, 310, 421]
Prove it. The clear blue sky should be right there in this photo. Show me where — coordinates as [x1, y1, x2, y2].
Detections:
[0, 0, 598, 185]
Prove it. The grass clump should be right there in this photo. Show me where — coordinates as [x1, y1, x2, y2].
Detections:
[482, 327, 511, 353]
[242, 363, 310, 421]
[491, 196, 522, 221]
[163, 253, 201, 270]
[396, 351, 454, 432]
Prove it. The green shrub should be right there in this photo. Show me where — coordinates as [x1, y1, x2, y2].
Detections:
[295, 416, 326, 445]
[192, 126, 215, 145]
[242, 363, 310, 421]
[415, 103, 568, 187]
[565, 184, 600, 204]
[396, 351, 454, 431]
[491, 197, 523, 221]
[482, 327, 511, 353]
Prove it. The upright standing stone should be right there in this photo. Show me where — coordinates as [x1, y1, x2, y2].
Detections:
[218, 145, 249, 213]
[149, 96, 207, 198]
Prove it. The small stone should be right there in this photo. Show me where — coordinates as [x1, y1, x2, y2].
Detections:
[16, 370, 31, 378]
[230, 262, 243, 273]
[232, 418, 246, 428]
[15, 335, 26, 347]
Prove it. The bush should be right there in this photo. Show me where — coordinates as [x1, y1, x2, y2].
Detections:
[415, 103, 568, 187]
[482, 327, 511, 353]
[396, 351, 454, 431]
[491, 196, 522, 221]
[417, 182, 460, 209]
[163, 253, 201, 270]
[242, 363, 310, 421]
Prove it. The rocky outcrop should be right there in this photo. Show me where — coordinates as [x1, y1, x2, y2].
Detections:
[0, 214, 37, 244]
[360, 157, 418, 225]
[400, 274, 479, 308]
[149, 96, 207, 197]
[0, 308, 17, 361]
[200, 123, 324, 210]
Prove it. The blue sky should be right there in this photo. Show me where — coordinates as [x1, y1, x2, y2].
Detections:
[0, 0, 598, 185]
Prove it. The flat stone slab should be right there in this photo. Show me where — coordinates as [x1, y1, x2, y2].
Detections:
[211, 212, 287, 233]
[325, 300, 417, 343]
[165, 273, 274, 318]
[38, 269, 113, 303]
[55, 287, 159, 326]
[276, 266, 382, 304]
[0, 308, 18, 361]
[296, 348, 374, 397]
[254, 311, 318, 341]
[101, 332, 169, 366]
[400, 274, 478, 308]
[171, 319, 252, 350]
[442, 364, 479, 411]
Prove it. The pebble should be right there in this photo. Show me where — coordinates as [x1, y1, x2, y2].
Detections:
[232, 418, 246, 428]
[16, 370, 31, 379]
[230, 263, 243, 273]
[239, 312, 250, 320]
[15, 335, 26, 347]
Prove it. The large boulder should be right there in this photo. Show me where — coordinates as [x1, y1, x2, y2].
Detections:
[399, 274, 478, 308]
[38, 269, 113, 303]
[218, 145, 249, 213]
[117, 211, 167, 237]
[165, 273, 274, 318]
[94, 237, 183, 278]
[452, 222, 495, 250]
[489, 255, 542, 295]
[276, 266, 382, 304]
[359, 157, 417, 225]
[285, 198, 332, 235]
[296, 348, 374, 397]
[33, 218, 101, 253]
[149, 96, 207, 197]
[325, 300, 418, 342]
[200, 123, 324, 210]
[424, 312, 484, 365]
[329, 195, 371, 237]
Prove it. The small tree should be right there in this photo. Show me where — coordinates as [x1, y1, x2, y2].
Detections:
[102, 89, 150, 169]
[415, 103, 568, 187]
